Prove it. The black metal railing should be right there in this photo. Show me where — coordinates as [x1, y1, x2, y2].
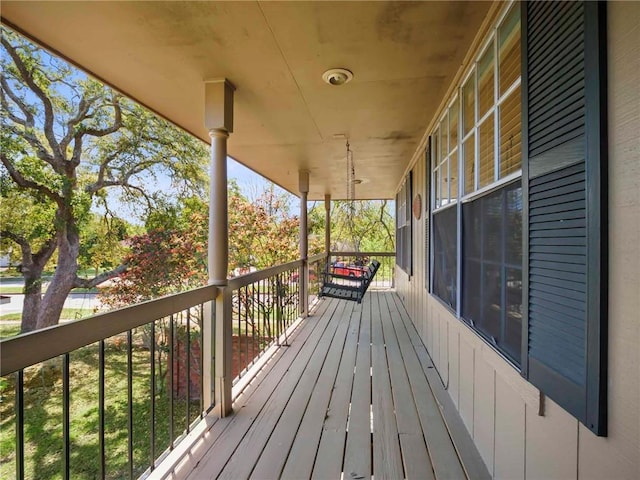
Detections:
[0, 285, 216, 480]
[0, 254, 395, 479]
[228, 261, 302, 384]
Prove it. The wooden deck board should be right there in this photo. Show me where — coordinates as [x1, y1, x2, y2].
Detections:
[310, 301, 362, 480]
[371, 293, 404, 479]
[183, 292, 477, 480]
[217, 299, 345, 480]
[342, 293, 373, 480]
[252, 300, 354, 479]
[386, 293, 468, 480]
[279, 301, 355, 480]
[189, 298, 340, 478]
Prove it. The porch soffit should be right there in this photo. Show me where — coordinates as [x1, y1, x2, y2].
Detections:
[1, 1, 491, 200]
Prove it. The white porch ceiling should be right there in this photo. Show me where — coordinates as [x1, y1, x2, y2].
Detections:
[1, 1, 491, 200]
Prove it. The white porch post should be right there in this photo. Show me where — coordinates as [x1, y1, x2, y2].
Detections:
[324, 193, 331, 257]
[204, 79, 234, 416]
[299, 170, 309, 317]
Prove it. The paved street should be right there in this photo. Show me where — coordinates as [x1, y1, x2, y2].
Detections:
[0, 277, 102, 318]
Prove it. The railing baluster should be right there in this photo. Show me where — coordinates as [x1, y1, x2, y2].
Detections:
[16, 370, 24, 480]
[199, 304, 204, 417]
[99, 340, 106, 479]
[186, 309, 191, 432]
[127, 330, 133, 479]
[250, 283, 255, 364]
[63, 353, 70, 480]
[150, 321, 156, 470]
[169, 315, 174, 448]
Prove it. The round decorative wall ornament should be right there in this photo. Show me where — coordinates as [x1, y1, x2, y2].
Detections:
[412, 194, 422, 220]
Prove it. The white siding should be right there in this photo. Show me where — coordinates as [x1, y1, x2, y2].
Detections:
[395, 2, 640, 478]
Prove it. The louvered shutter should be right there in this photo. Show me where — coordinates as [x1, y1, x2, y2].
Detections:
[407, 170, 413, 276]
[522, 1, 607, 435]
[425, 139, 431, 289]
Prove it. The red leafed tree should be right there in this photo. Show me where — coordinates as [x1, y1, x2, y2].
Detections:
[101, 183, 301, 308]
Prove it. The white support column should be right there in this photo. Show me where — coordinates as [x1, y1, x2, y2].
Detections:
[299, 170, 309, 318]
[324, 194, 331, 256]
[204, 79, 234, 417]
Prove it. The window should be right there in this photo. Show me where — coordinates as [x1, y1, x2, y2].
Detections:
[427, 0, 608, 435]
[396, 173, 412, 274]
[432, 205, 457, 309]
[430, 2, 522, 364]
[462, 181, 522, 364]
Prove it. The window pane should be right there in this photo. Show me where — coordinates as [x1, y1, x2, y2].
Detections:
[461, 181, 522, 366]
[449, 150, 458, 202]
[462, 258, 481, 324]
[478, 114, 495, 188]
[480, 263, 502, 340]
[433, 206, 458, 309]
[440, 162, 448, 206]
[504, 267, 522, 361]
[478, 42, 495, 118]
[450, 97, 459, 150]
[434, 168, 440, 209]
[433, 127, 439, 166]
[482, 189, 502, 263]
[463, 134, 475, 195]
[462, 73, 475, 136]
[441, 115, 449, 158]
[499, 85, 522, 177]
[505, 185, 523, 265]
[499, 5, 521, 95]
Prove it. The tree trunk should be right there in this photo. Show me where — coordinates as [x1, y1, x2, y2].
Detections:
[21, 267, 44, 333]
[36, 231, 79, 330]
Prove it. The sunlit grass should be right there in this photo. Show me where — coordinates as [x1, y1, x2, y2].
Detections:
[0, 334, 201, 479]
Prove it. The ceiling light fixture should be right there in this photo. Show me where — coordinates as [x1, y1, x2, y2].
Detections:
[322, 68, 353, 86]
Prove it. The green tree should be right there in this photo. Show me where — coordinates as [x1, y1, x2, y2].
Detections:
[101, 183, 302, 307]
[0, 29, 208, 332]
[77, 214, 132, 276]
[309, 200, 395, 252]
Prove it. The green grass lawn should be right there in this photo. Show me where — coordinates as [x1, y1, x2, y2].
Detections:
[0, 335, 201, 479]
[0, 324, 21, 339]
[0, 308, 96, 323]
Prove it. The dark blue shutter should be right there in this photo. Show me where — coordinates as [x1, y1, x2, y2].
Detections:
[425, 140, 431, 290]
[522, 0, 608, 435]
[408, 170, 413, 277]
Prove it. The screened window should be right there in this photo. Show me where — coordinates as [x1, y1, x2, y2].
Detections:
[462, 181, 522, 364]
[432, 205, 457, 309]
[396, 173, 412, 274]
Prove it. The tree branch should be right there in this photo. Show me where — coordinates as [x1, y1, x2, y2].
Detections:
[0, 229, 30, 253]
[73, 263, 127, 289]
[0, 76, 34, 127]
[1, 35, 63, 161]
[32, 236, 57, 268]
[1, 152, 62, 203]
[82, 98, 122, 138]
[59, 94, 94, 152]
[1, 122, 58, 169]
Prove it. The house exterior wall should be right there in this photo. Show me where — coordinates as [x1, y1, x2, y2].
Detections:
[395, 2, 639, 478]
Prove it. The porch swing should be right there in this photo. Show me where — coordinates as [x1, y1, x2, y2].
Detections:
[319, 140, 380, 303]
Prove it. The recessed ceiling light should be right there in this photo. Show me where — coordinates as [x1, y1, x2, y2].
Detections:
[322, 68, 353, 86]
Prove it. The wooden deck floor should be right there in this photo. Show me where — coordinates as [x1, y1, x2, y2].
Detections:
[174, 291, 476, 480]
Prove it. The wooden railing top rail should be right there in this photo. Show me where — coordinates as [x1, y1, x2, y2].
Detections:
[330, 251, 396, 257]
[0, 284, 217, 376]
[227, 259, 302, 290]
[308, 252, 328, 263]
